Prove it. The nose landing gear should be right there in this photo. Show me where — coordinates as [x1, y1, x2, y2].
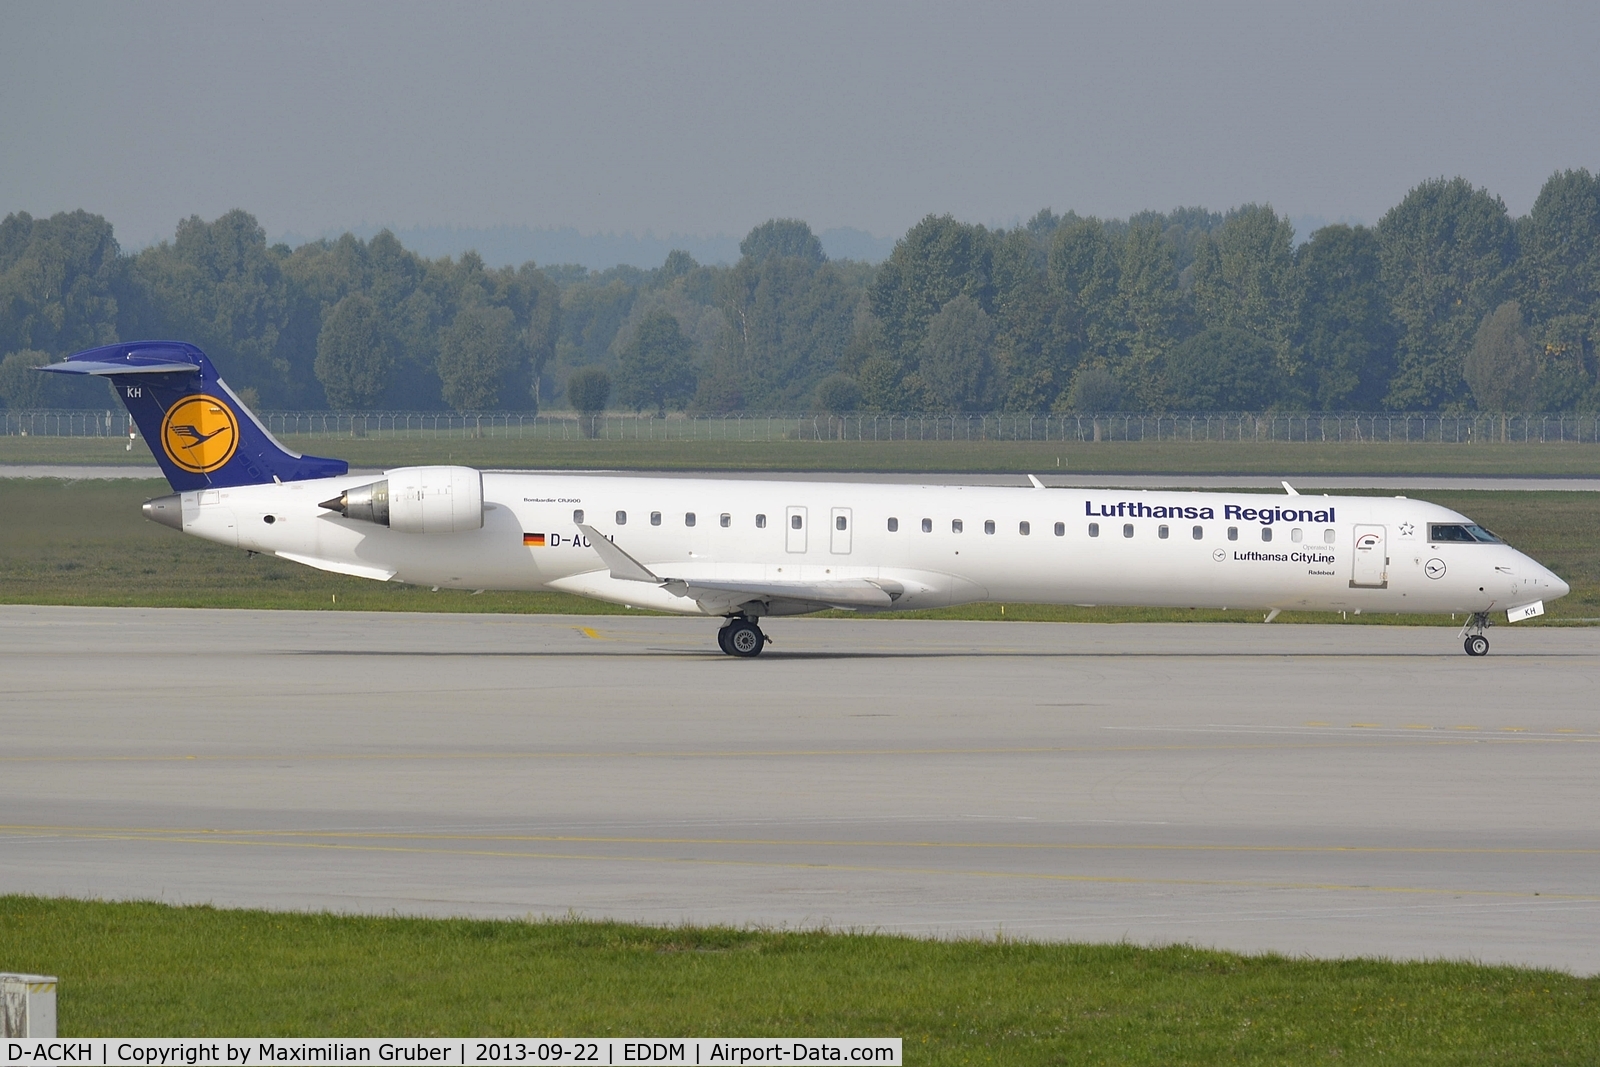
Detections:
[717, 617, 767, 657]
[1459, 612, 1491, 656]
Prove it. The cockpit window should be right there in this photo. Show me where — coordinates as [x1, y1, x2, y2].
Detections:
[1430, 523, 1503, 544]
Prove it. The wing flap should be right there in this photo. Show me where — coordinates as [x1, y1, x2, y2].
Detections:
[572, 524, 899, 612]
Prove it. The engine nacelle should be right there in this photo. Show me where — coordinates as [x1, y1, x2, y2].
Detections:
[320, 465, 484, 533]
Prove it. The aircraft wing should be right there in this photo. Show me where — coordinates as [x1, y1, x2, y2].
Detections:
[576, 524, 900, 613]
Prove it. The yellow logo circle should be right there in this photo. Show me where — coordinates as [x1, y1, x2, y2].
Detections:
[160, 395, 240, 474]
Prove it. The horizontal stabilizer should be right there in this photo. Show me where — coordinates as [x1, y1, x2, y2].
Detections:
[38, 359, 199, 376]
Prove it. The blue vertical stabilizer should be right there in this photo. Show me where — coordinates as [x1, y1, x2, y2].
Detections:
[40, 341, 348, 491]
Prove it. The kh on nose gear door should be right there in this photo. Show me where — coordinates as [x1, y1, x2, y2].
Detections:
[1350, 524, 1388, 588]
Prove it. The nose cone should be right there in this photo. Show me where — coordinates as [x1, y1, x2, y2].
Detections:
[1550, 571, 1571, 600]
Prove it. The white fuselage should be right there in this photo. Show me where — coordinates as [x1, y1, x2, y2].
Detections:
[169, 472, 1567, 618]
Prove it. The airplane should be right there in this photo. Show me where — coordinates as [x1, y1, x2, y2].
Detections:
[44, 341, 1570, 658]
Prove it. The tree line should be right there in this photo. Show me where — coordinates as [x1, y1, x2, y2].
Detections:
[2, 171, 1598, 415]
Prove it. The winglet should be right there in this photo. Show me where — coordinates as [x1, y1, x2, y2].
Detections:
[577, 524, 662, 583]
[1027, 474, 1045, 490]
[1281, 480, 1299, 496]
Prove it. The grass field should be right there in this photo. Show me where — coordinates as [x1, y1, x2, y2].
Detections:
[6, 432, 1600, 474]
[2, 478, 1596, 622]
[3, 898, 1596, 1061]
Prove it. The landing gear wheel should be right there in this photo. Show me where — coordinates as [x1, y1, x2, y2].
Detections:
[1464, 634, 1490, 657]
[723, 619, 766, 658]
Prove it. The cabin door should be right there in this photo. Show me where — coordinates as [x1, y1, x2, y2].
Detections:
[830, 507, 852, 554]
[1350, 525, 1388, 588]
[786, 506, 807, 553]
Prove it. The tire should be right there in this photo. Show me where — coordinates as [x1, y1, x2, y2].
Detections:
[1464, 634, 1489, 657]
[726, 619, 765, 658]
[716, 623, 734, 655]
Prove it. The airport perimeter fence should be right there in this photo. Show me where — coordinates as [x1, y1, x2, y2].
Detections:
[8, 409, 1600, 445]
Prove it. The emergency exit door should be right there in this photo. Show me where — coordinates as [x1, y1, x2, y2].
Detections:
[1350, 524, 1387, 588]
[786, 506, 807, 553]
[830, 507, 852, 554]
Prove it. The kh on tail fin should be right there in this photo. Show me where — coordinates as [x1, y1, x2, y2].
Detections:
[40, 341, 348, 491]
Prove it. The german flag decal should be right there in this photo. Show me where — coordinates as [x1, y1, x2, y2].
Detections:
[523, 533, 546, 547]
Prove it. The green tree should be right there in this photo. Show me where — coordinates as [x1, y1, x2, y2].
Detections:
[911, 294, 994, 411]
[315, 293, 393, 408]
[437, 305, 517, 411]
[616, 309, 696, 416]
[868, 215, 995, 365]
[739, 219, 825, 266]
[1191, 205, 1298, 386]
[1463, 301, 1537, 414]
[1048, 218, 1123, 377]
[1378, 178, 1518, 409]
[1164, 327, 1278, 410]
[1116, 219, 1184, 406]
[990, 228, 1061, 411]
[715, 221, 861, 410]
[813, 374, 861, 414]
[1060, 365, 1123, 440]
[1518, 169, 1600, 324]
[123, 210, 297, 404]
[0, 210, 122, 360]
[1064, 366, 1122, 411]
[1293, 225, 1396, 409]
[0, 349, 54, 409]
[566, 366, 611, 436]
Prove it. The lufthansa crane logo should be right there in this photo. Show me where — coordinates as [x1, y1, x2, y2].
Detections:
[160, 395, 239, 473]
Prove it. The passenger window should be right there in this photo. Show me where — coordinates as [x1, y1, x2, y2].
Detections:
[984, 520, 995, 535]
[922, 518, 932, 533]
[952, 519, 964, 533]
[756, 514, 767, 528]
[1088, 523, 1099, 537]
[888, 517, 899, 532]
[720, 513, 730, 528]
[685, 512, 696, 527]
[1019, 521, 1030, 536]
[1123, 523, 1134, 538]
[1228, 527, 1238, 541]
[1055, 522, 1066, 537]
[616, 511, 627, 525]
[836, 515, 847, 531]
[573, 509, 584, 524]
[1158, 525, 1169, 539]
[1290, 528, 1303, 543]
[1324, 528, 1335, 543]
[650, 511, 661, 526]
[791, 514, 803, 530]
[1192, 525, 1203, 540]
[1261, 527, 1273, 542]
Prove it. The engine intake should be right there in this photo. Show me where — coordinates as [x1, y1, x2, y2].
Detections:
[320, 465, 484, 533]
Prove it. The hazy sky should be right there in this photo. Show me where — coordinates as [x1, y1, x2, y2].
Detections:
[5, 1, 1599, 249]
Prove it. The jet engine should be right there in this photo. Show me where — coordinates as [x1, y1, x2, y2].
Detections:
[320, 465, 484, 533]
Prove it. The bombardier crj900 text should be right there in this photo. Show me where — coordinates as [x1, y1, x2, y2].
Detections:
[46, 342, 1570, 657]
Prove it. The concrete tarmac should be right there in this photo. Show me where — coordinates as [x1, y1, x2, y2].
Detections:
[3, 605, 1598, 973]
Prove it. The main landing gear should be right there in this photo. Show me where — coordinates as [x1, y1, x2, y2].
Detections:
[717, 616, 768, 658]
[1459, 611, 1491, 657]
